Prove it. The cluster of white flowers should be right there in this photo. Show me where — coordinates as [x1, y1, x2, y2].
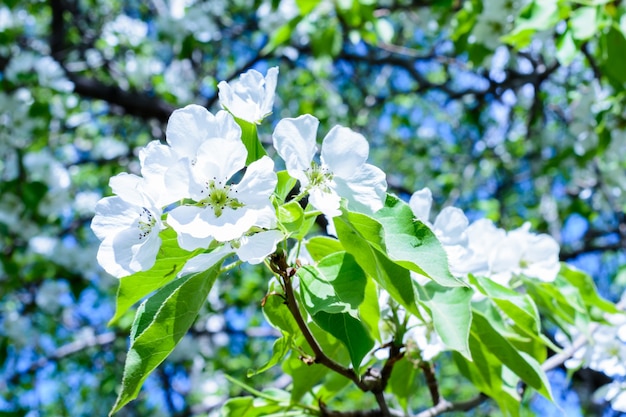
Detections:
[409, 187, 560, 286]
[91, 67, 388, 278]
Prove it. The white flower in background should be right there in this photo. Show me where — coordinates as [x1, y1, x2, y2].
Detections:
[272, 114, 387, 217]
[91, 173, 165, 278]
[488, 222, 560, 285]
[218, 67, 279, 124]
[35, 280, 70, 314]
[408, 188, 559, 285]
[166, 138, 277, 244]
[557, 314, 626, 377]
[23, 149, 72, 217]
[603, 380, 626, 412]
[409, 187, 474, 277]
[102, 14, 148, 47]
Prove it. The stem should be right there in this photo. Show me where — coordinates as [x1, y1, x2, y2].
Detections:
[419, 361, 440, 406]
[282, 272, 363, 388]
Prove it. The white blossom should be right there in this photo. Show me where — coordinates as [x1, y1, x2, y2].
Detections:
[91, 173, 165, 278]
[218, 67, 279, 124]
[273, 114, 387, 217]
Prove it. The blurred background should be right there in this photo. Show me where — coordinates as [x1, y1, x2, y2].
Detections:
[1, 0, 625, 415]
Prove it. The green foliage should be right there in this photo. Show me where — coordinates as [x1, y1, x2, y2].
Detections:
[111, 257, 226, 414]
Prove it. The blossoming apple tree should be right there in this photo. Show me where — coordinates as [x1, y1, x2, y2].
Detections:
[93, 67, 625, 417]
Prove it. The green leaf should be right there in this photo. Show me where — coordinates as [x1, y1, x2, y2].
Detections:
[388, 357, 420, 411]
[599, 24, 626, 86]
[263, 291, 300, 337]
[296, 0, 322, 15]
[109, 228, 197, 326]
[556, 30, 577, 66]
[277, 201, 304, 234]
[305, 236, 344, 261]
[298, 252, 374, 368]
[373, 194, 466, 288]
[502, 0, 559, 48]
[282, 323, 348, 401]
[559, 264, 620, 315]
[109, 258, 226, 415]
[247, 336, 292, 377]
[261, 17, 302, 56]
[275, 170, 297, 203]
[334, 212, 420, 317]
[471, 310, 553, 401]
[415, 282, 472, 359]
[233, 116, 267, 164]
[359, 276, 381, 342]
[221, 397, 283, 417]
[471, 275, 543, 342]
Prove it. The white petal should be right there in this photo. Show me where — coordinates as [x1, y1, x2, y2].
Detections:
[433, 207, 469, 246]
[253, 205, 278, 229]
[166, 104, 215, 159]
[236, 230, 283, 264]
[202, 206, 257, 242]
[218, 67, 278, 123]
[139, 140, 178, 179]
[164, 159, 195, 201]
[97, 228, 161, 278]
[331, 164, 387, 214]
[309, 187, 341, 218]
[212, 110, 242, 142]
[179, 246, 231, 277]
[109, 173, 147, 207]
[233, 156, 277, 207]
[195, 138, 247, 183]
[177, 233, 214, 252]
[321, 126, 369, 179]
[91, 196, 138, 241]
[488, 235, 522, 277]
[272, 115, 318, 182]
[409, 188, 433, 223]
[167, 205, 210, 238]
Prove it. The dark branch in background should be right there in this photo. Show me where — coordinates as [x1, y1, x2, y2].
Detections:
[48, 0, 176, 123]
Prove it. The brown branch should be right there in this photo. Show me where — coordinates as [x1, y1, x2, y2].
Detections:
[419, 361, 440, 406]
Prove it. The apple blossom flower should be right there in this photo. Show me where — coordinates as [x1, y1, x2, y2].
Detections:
[218, 67, 279, 124]
[488, 222, 560, 285]
[408, 187, 560, 285]
[91, 173, 165, 278]
[603, 380, 626, 412]
[163, 105, 243, 202]
[166, 137, 277, 244]
[556, 313, 626, 377]
[272, 114, 387, 217]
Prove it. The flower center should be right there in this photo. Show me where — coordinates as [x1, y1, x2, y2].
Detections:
[199, 178, 244, 217]
[138, 207, 157, 240]
[306, 163, 333, 193]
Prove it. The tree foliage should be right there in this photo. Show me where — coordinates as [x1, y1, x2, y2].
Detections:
[1, 0, 626, 416]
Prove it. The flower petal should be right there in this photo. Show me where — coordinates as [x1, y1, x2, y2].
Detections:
[91, 196, 138, 241]
[309, 187, 341, 218]
[331, 163, 387, 214]
[167, 205, 210, 238]
[321, 125, 369, 179]
[272, 114, 318, 183]
[236, 230, 283, 264]
[179, 246, 232, 277]
[433, 207, 469, 246]
[195, 138, 247, 183]
[166, 104, 216, 159]
[233, 156, 277, 207]
[202, 206, 257, 242]
[409, 188, 433, 223]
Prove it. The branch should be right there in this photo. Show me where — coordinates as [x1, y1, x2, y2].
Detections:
[48, 0, 176, 123]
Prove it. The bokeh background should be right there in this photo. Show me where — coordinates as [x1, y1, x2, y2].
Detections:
[1, 0, 625, 415]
